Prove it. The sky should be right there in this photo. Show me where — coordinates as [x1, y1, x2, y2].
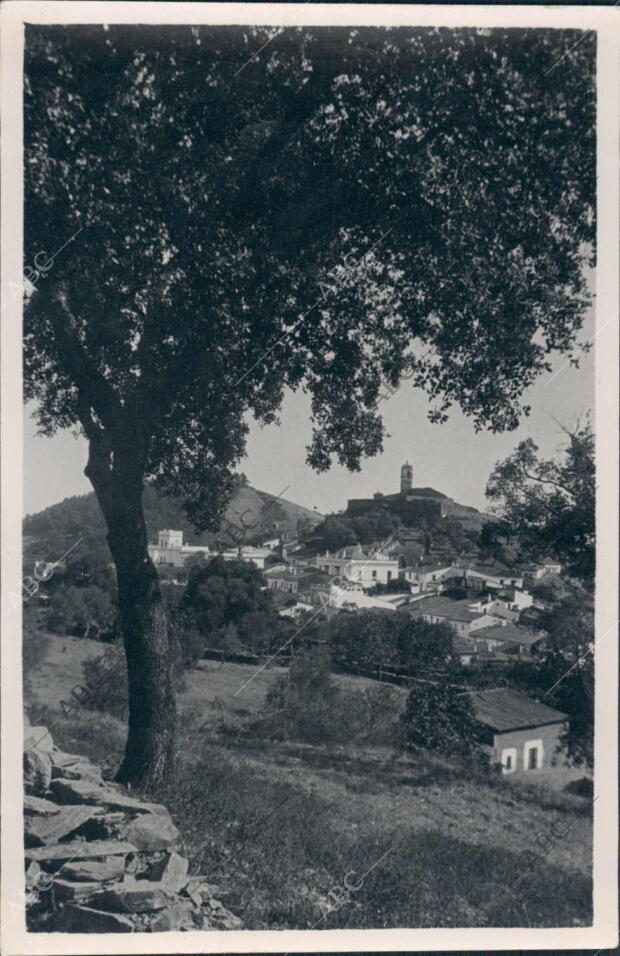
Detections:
[23, 301, 595, 519]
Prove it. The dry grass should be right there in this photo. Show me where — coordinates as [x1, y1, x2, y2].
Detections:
[25, 633, 593, 930]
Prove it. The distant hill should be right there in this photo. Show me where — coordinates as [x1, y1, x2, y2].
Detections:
[23, 482, 323, 560]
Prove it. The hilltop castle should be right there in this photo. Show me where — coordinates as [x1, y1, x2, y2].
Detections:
[346, 462, 454, 524]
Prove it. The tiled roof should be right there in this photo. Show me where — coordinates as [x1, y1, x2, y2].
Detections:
[419, 597, 485, 623]
[468, 688, 567, 732]
[475, 624, 542, 647]
[467, 564, 514, 577]
[453, 639, 477, 655]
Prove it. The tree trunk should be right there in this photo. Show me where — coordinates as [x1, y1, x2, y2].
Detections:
[86, 443, 176, 791]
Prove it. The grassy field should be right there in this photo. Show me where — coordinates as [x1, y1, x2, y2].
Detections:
[26, 633, 593, 930]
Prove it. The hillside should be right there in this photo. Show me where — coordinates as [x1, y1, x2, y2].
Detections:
[23, 481, 323, 558]
[444, 500, 490, 532]
[27, 634, 593, 931]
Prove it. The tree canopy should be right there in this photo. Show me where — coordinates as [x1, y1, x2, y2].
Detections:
[25, 24, 595, 531]
[180, 555, 283, 653]
[485, 422, 595, 581]
[24, 23, 595, 786]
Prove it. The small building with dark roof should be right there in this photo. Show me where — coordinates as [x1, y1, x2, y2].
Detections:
[416, 595, 504, 638]
[473, 624, 546, 657]
[468, 688, 568, 776]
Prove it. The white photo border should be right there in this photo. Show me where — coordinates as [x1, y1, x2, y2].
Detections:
[2, 3, 618, 953]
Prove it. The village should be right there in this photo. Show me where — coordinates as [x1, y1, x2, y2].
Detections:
[144, 462, 575, 782]
[14, 15, 602, 939]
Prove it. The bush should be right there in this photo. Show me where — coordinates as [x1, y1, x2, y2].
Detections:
[257, 642, 403, 746]
[81, 644, 129, 720]
[564, 776, 594, 798]
[45, 583, 116, 636]
[79, 610, 203, 720]
[173, 622, 205, 669]
[400, 682, 488, 765]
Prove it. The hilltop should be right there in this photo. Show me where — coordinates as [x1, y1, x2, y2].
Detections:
[23, 481, 323, 559]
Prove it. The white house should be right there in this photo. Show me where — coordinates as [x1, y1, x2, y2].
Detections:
[462, 565, 524, 591]
[403, 563, 461, 594]
[466, 588, 533, 623]
[402, 562, 527, 596]
[521, 560, 563, 581]
[416, 596, 506, 639]
[148, 530, 211, 568]
[148, 530, 272, 570]
[329, 581, 409, 612]
[219, 546, 272, 569]
[314, 545, 399, 587]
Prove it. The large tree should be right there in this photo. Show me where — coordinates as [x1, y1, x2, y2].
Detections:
[24, 25, 595, 786]
[485, 422, 595, 581]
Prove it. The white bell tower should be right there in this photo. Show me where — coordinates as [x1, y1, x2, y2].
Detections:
[400, 461, 413, 493]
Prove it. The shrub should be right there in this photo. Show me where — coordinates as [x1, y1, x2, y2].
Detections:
[400, 682, 488, 764]
[174, 622, 205, 669]
[258, 642, 403, 746]
[80, 618, 197, 720]
[81, 644, 129, 720]
[564, 776, 594, 798]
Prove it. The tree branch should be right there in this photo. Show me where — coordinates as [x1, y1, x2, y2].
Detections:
[518, 464, 576, 500]
[49, 283, 122, 432]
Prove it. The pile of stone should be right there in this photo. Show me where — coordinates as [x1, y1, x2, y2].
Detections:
[23, 718, 242, 933]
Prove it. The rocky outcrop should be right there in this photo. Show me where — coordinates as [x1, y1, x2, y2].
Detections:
[23, 720, 243, 933]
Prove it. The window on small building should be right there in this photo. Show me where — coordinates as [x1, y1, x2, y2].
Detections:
[524, 740, 543, 770]
[387, 570, 392, 581]
[501, 747, 517, 773]
[372, 570, 377, 580]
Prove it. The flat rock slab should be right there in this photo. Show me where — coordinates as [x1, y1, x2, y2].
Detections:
[24, 749, 52, 796]
[25, 860, 41, 883]
[92, 879, 173, 913]
[146, 851, 189, 892]
[61, 857, 126, 883]
[203, 896, 244, 930]
[49, 778, 170, 815]
[25, 805, 101, 847]
[24, 794, 61, 816]
[52, 878, 103, 903]
[183, 876, 218, 906]
[54, 902, 135, 933]
[125, 814, 179, 852]
[25, 839, 138, 862]
[50, 750, 88, 767]
[24, 727, 54, 753]
[150, 900, 196, 932]
[51, 762, 103, 783]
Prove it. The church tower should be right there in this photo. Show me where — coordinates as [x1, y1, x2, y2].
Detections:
[400, 461, 413, 493]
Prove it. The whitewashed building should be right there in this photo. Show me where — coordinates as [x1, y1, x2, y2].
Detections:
[148, 530, 272, 570]
[314, 545, 399, 586]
